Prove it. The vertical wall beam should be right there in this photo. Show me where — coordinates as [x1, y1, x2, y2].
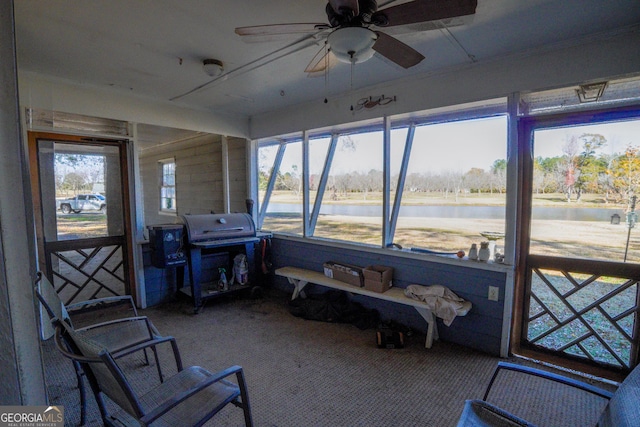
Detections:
[501, 92, 520, 357]
[247, 139, 259, 218]
[0, 0, 47, 404]
[505, 94, 519, 266]
[129, 123, 147, 308]
[221, 135, 231, 213]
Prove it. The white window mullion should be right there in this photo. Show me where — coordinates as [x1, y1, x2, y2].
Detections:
[308, 134, 338, 235]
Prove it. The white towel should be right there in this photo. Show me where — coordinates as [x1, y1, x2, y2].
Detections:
[404, 284, 472, 326]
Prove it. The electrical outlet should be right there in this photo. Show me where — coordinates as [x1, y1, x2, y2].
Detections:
[488, 286, 499, 301]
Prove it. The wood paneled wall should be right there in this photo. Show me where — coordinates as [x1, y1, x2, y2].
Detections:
[138, 134, 248, 228]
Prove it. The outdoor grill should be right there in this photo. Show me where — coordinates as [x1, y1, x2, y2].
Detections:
[181, 213, 256, 244]
[177, 213, 266, 312]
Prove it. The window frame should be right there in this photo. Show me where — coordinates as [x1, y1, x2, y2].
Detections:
[256, 101, 510, 253]
[158, 158, 176, 214]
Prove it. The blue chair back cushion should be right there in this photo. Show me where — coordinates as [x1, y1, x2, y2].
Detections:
[597, 365, 640, 427]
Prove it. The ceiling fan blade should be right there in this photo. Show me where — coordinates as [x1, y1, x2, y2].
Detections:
[328, 0, 359, 16]
[372, 0, 477, 27]
[235, 23, 328, 37]
[372, 31, 425, 68]
[304, 46, 338, 76]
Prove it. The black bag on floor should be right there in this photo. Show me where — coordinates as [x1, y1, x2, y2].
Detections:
[289, 290, 379, 330]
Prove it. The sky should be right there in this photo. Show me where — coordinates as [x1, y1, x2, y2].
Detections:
[261, 116, 508, 176]
[534, 119, 640, 159]
[260, 115, 640, 176]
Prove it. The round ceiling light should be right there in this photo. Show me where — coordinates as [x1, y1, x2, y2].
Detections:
[327, 27, 378, 64]
[203, 59, 224, 77]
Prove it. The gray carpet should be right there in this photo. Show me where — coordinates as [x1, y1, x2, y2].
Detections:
[42, 289, 615, 427]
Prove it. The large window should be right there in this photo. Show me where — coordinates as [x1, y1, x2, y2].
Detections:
[258, 141, 303, 234]
[394, 116, 507, 253]
[159, 159, 176, 212]
[530, 118, 640, 263]
[256, 104, 509, 254]
[312, 131, 384, 245]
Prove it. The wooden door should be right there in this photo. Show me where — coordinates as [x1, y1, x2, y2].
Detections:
[513, 107, 640, 380]
[29, 132, 136, 305]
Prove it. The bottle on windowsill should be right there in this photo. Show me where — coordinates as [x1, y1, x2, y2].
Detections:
[468, 243, 478, 261]
[479, 241, 491, 262]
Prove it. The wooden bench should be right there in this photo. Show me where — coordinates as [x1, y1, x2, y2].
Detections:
[276, 266, 470, 348]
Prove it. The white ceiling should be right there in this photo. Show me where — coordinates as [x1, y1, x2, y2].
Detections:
[13, 0, 640, 122]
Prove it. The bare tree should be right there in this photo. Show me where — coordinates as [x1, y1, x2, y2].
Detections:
[490, 159, 507, 194]
[62, 172, 88, 195]
[465, 168, 488, 194]
[560, 136, 580, 202]
[55, 153, 104, 196]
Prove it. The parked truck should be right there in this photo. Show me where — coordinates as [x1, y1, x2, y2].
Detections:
[57, 194, 106, 214]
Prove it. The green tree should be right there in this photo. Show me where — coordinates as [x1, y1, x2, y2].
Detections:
[534, 156, 564, 194]
[574, 133, 607, 201]
[611, 146, 640, 200]
[258, 168, 271, 191]
[490, 159, 507, 193]
[275, 165, 301, 196]
[598, 154, 617, 203]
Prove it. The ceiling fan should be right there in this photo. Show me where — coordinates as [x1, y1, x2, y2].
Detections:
[235, 0, 478, 74]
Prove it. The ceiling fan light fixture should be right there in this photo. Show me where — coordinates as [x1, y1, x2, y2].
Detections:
[328, 27, 377, 64]
[203, 59, 224, 77]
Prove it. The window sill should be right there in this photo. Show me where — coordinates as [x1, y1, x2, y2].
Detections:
[268, 232, 514, 273]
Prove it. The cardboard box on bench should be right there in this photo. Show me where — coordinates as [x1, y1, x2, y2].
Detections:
[323, 261, 364, 287]
[363, 265, 393, 293]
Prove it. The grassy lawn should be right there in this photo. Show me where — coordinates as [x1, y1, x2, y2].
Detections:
[56, 213, 108, 239]
[262, 190, 622, 208]
[262, 214, 639, 262]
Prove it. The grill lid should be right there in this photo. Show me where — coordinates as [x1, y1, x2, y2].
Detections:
[180, 213, 256, 243]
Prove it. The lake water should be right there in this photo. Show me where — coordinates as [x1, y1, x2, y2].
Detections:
[267, 203, 624, 222]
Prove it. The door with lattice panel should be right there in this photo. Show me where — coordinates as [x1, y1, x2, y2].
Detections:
[516, 109, 640, 378]
[30, 132, 134, 306]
